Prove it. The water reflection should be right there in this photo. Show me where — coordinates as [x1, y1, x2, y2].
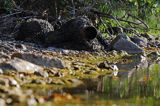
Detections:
[96, 56, 160, 99]
[50, 56, 160, 105]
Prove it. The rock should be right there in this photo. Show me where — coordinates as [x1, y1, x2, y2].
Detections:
[98, 61, 118, 71]
[47, 70, 63, 77]
[67, 79, 83, 87]
[0, 76, 20, 88]
[147, 51, 160, 59]
[31, 79, 46, 84]
[140, 33, 155, 41]
[130, 35, 148, 47]
[11, 53, 70, 69]
[0, 17, 17, 35]
[46, 17, 97, 44]
[34, 70, 49, 78]
[27, 96, 37, 106]
[9, 78, 20, 88]
[0, 68, 3, 74]
[0, 98, 6, 106]
[155, 36, 160, 40]
[45, 17, 105, 51]
[15, 18, 54, 43]
[0, 58, 44, 75]
[98, 61, 110, 69]
[14, 44, 27, 51]
[154, 36, 160, 47]
[119, 50, 129, 56]
[106, 27, 135, 36]
[110, 65, 119, 71]
[96, 32, 110, 51]
[140, 33, 157, 47]
[116, 55, 148, 71]
[110, 34, 144, 54]
[106, 27, 123, 35]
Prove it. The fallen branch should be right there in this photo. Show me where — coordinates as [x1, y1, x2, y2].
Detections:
[89, 9, 149, 30]
[128, 13, 149, 30]
[0, 11, 22, 19]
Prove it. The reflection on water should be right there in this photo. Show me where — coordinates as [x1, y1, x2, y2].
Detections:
[96, 56, 160, 98]
[51, 56, 160, 105]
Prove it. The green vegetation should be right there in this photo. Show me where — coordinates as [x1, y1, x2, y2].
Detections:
[0, 0, 16, 12]
[95, 0, 160, 34]
[0, 0, 160, 106]
[1, 0, 160, 34]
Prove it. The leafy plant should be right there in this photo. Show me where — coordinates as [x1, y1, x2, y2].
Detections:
[0, 0, 16, 12]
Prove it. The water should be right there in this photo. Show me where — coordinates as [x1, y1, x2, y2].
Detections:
[47, 56, 160, 106]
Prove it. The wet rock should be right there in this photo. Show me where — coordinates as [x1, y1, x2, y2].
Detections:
[15, 18, 54, 43]
[116, 55, 148, 71]
[112, 68, 119, 76]
[110, 65, 119, 71]
[98, 61, 118, 71]
[0, 58, 44, 75]
[130, 35, 148, 47]
[98, 61, 110, 69]
[110, 34, 144, 54]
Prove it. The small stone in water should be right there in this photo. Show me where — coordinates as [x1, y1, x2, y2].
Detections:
[0, 98, 6, 106]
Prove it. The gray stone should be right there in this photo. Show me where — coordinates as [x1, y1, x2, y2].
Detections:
[141, 33, 155, 41]
[130, 35, 148, 47]
[110, 34, 144, 54]
[11, 53, 70, 69]
[0, 76, 20, 88]
[147, 51, 160, 59]
[0, 58, 44, 74]
[15, 18, 54, 43]
[0, 98, 6, 106]
[97, 61, 118, 71]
